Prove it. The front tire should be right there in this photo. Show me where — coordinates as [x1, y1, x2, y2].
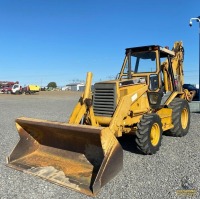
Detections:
[167, 98, 190, 137]
[135, 113, 163, 155]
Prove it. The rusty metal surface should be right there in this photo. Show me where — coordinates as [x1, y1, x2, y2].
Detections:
[7, 117, 123, 196]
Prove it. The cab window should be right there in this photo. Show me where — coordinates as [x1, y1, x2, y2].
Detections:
[131, 51, 156, 73]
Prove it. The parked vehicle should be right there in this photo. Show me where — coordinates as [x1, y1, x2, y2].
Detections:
[2, 86, 12, 94]
[23, 84, 40, 94]
[11, 84, 23, 94]
[0, 81, 19, 94]
[11, 84, 40, 94]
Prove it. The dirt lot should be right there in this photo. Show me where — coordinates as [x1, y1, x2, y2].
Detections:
[0, 91, 199, 199]
[0, 90, 81, 98]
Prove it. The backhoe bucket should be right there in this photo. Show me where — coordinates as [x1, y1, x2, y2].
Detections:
[7, 117, 123, 196]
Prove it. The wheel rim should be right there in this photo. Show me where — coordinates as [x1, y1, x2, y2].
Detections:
[150, 123, 160, 146]
[181, 108, 188, 129]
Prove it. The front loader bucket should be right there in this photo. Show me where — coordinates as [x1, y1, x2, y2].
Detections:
[7, 117, 123, 196]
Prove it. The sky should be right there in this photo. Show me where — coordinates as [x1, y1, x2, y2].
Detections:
[0, 0, 200, 87]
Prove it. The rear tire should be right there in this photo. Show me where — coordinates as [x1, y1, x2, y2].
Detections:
[167, 98, 190, 137]
[135, 113, 163, 155]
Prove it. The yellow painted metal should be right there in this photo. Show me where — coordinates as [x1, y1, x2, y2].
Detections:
[119, 84, 147, 97]
[109, 85, 148, 137]
[161, 41, 184, 92]
[68, 102, 83, 124]
[160, 41, 193, 102]
[118, 56, 128, 79]
[130, 93, 150, 114]
[183, 89, 196, 102]
[150, 123, 160, 146]
[95, 116, 112, 126]
[83, 72, 92, 99]
[28, 84, 40, 91]
[181, 108, 189, 129]
[95, 83, 149, 128]
[156, 108, 174, 131]
[165, 91, 180, 105]
[68, 72, 94, 124]
[120, 115, 142, 131]
[88, 107, 99, 126]
[171, 41, 184, 91]
[163, 68, 169, 91]
[7, 117, 123, 196]
[73, 105, 87, 124]
[68, 41, 188, 138]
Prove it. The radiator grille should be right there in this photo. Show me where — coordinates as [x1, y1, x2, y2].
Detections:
[93, 83, 116, 117]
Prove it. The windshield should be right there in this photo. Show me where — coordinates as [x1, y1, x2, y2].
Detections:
[131, 51, 156, 73]
[118, 50, 157, 80]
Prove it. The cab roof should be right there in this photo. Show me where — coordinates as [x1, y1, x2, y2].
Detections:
[126, 45, 175, 57]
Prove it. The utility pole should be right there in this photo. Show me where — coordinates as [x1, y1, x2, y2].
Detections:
[189, 16, 200, 101]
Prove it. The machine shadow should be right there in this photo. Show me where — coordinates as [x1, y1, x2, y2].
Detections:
[117, 134, 143, 155]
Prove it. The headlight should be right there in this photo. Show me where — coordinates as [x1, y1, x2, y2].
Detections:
[147, 91, 163, 109]
[148, 93, 159, 104]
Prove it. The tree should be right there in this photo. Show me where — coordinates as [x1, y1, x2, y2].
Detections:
[47, 82, 57, 88]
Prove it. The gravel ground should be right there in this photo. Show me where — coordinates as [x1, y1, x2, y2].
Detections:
[0, 91, 199, 199]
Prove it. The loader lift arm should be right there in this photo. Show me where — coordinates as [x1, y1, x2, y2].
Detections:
[7, 72, 123, 196]
[68, 72, 98, 126]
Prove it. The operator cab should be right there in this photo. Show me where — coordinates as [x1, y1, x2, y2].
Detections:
[118, 45, 175, 89]
[118, 45, 176, 109]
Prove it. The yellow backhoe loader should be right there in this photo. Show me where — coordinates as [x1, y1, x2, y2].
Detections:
[7, 41, 192, 196]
